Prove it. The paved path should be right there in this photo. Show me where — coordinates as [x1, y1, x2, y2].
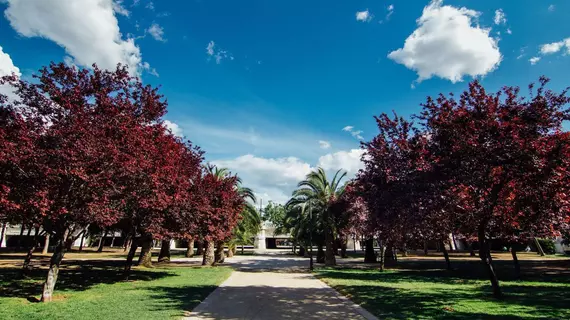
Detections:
[184, 253, 377, 320]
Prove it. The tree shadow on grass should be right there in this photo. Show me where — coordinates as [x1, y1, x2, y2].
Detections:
[0, 260, 174, 299]
[318, 270, 570, 319]
[147, 285, 219, 317]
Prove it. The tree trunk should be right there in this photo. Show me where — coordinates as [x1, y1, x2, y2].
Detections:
[42, 234, 50, 255]
[227, 243, 235, 258]
[123, 235, 132, 253]
[41, 229, 69, 302]
[202, 241, 215, 266]
[241, 244, 245, 255]
[379, 245, 386, 272]
[123, 237, 139, 280]
[424, 241, 429, 256]
[17, 224, 25, 250]
[292, 243, 296, 255]
[97, 230, 108, 253]
[402, 243, 408, 257]
[110, 234, 116, 247]
[215, 241, 225, 263]
[478, 227, 502, 298]
[440, 240, 451, 270]
[511, 248, 520, 279]
[78, 232, 85, 252]
[316, 243, 325, 263]
[339, 235, 348, 258]
[298, 246, 305, 257]
[393, 246, 398, 262]
[158, 239, 171, 263]
[138, 235, 153, 268]
[185, 239, 195, 257]
[364, 238, 377, 263]
[22, 227, 40, 276]
[324, 229, 336, 266]
[0, 223, 6, 248]
[196, 240, 204, 256]
[534, 238, 545, 256]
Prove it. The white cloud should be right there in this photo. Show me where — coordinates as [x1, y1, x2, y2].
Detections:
[4, 0, 148, 75]
[494, 9, 506, 25]
[342, 126, 364, 140]
[133, 0, 140, 6]
[356, 9, 372, 22]
[0, 45, 21, 100]
[319, 140, 331, 149]
[145, 1, 154, 10]
[147, 23, 165, 42]
[112, 0, 129, 17]
[506, 28, 512, 35]
[163, 120, 183, 137]
[386, 4, 394, 20]
[387, 0, 502, 84]
[205, 41, 232, 64]
[548, 5, 555, 12]
[318, 149, 365, 177]
[540, 39, 570, 55]
[529, 57, 541, 65]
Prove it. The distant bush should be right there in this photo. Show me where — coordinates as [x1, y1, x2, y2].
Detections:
[537, 239, 556, 255]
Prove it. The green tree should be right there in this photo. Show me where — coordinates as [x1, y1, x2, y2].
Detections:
[287, 168, 347, 266]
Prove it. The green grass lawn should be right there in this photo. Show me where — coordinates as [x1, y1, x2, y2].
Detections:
[0, 262, 232, 320]
[316, 267, 570, 319]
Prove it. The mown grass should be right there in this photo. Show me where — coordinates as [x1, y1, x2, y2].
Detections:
[0, 261, 232, 320]
[316, 263, 570, 320]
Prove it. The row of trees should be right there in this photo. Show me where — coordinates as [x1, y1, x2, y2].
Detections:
[0, 63, 259, 302]
[281, 78, 570, 298]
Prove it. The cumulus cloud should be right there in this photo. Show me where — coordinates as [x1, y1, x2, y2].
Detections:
[4, 0, 149, 75]
[0, 46, 21, 100]
[163, 120, 183, 137]
[205, 41, 233, 64]
[356, 9, 372, 22]
[529, 57, 541, 65]
[387, 0, 501, 84]
[494, 9, 506, 25]
[112, 0, 130, 17]
[147, 23, 165, 42]
[540, 38, 570, 55]
[319, 140, 331, 149]
[318, 149, 365, 177]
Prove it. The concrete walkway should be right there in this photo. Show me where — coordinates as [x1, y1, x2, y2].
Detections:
[184, 254, 377, 320]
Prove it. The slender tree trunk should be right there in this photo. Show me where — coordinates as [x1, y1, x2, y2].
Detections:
[138, 235, 153, 268]
[215, 241, 225, 263]
[123, 237, 139, 280]
[424, 241, 429, 256]
[202, 241, 215, 266]
[293, 243, 296, 255]
[511, 248, 520, 279]
[241, 244, 245, 255]
[0, 223, 6, 248]
[196, 240, 204, 256]
[97, 230, 108, 253]
[440, 240, 451, 270]
[16, 224, 25, 250]
[22, 227, 40, 276]
[340, 239, 348, 258]
[42, 234, 50, 255]
[41, 229, 69, 302]
[158, 239, 171, 263]
[186, 239, 195, 258]
[364, 238, 377, 263]
[123, 235, 132, 252]
[534, 238, 545, 256]
[317, 243, 325, 263]
[379, 245, 387, 272]
[393, 246, 398, 262]
[110, 234, 116, 248]
[478, 227, 502, 298]
[324, 229, 336, 266]
[402, 243, 408, 257]
[78, 232, 85, 252]
[298, 246, 305, 257]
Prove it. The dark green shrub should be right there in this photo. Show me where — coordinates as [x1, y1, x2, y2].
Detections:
[537, 239, 556, 255]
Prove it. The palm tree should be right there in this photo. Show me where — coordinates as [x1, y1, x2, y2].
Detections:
[286, 168, 347, 266]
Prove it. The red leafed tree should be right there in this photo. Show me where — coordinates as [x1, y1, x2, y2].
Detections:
[0, 63, 173, 301]
[193, 171, 244, 266]
[420, 78, 570, 298]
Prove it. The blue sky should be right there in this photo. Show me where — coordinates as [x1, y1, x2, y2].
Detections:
[1, 0, 569, 203]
